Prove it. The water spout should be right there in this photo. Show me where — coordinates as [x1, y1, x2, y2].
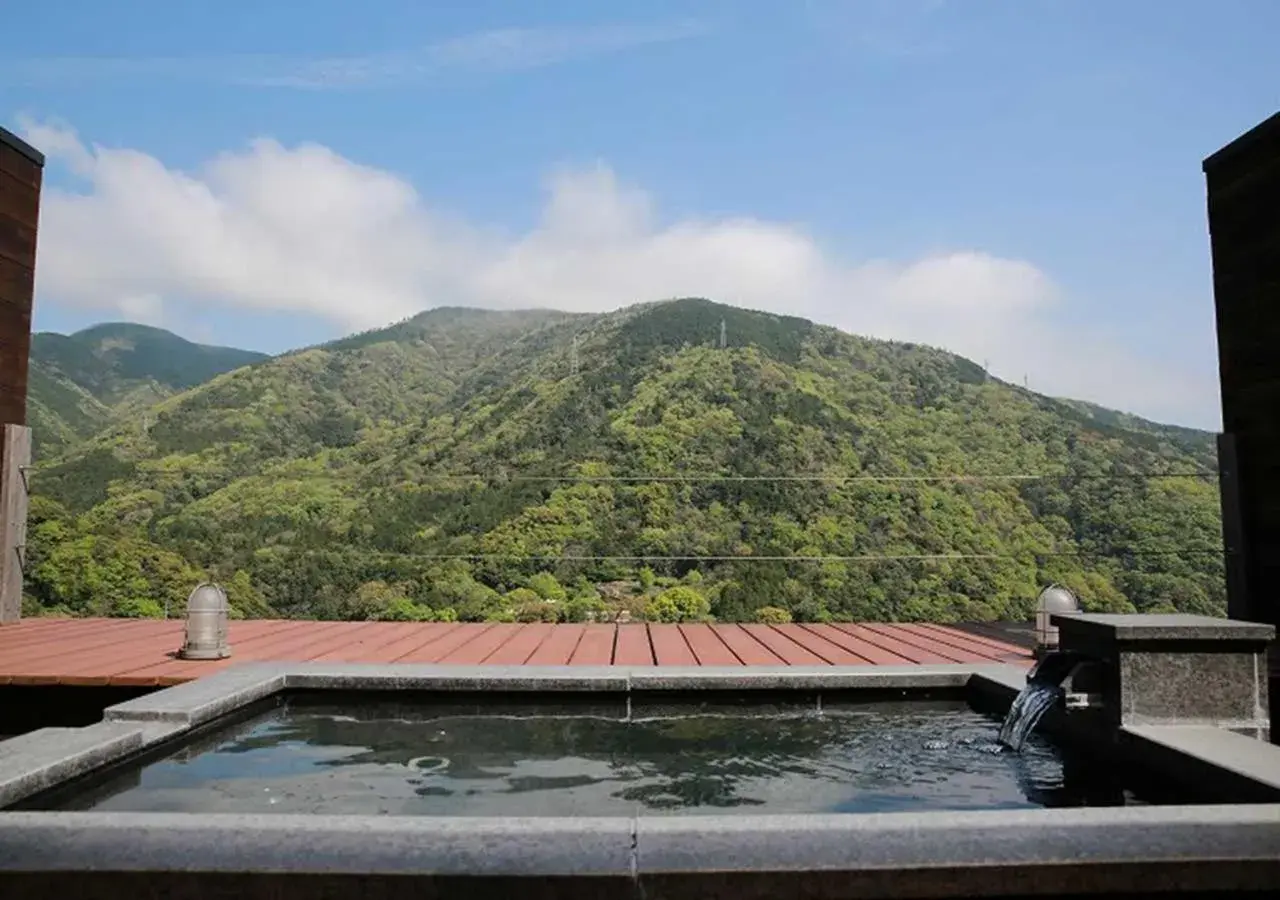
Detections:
[1027, 650, 1093, 688]
[998, 650, 1094, 752]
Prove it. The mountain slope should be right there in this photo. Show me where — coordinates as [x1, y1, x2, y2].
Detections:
[26, 323, 269, 457]
[24, 300, 1224, 624]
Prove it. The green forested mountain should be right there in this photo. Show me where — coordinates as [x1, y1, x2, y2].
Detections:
[27, 323, 269, 457]
[22, 299, 1224, 625]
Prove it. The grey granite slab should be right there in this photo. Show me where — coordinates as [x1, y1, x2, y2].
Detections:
[1055, 612, 1275, 644]
[283, 663, 630, 692]
[1122, 724, 1280, 796]
[1119, 650, 1268, 727]
[628, 664, 974, 691]
[637, 805, 1272, 870]
[2, 807, 1278, 896]
[0, 813, 635, 876]
[634, 806, 1280, 896]
[103, 664, 287, 726]
[0, 723, 146, 808]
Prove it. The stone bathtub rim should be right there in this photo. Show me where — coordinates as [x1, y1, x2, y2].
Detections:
[1, 659, 1279, 892]
[0, 806, 1278, 894]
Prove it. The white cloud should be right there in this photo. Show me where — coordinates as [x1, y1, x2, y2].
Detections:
[0, 22, 707, 90]
[23, 119, 1218, 428]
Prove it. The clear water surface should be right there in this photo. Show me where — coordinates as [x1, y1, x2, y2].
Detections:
[40, 697, 1151, 815]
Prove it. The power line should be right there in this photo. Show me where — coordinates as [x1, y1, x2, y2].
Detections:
[47, 469, 1219, 485]
[397, 472, 1217, 483]
[291, 549, 1223, 564]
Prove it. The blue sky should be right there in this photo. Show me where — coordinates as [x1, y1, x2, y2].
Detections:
[3, 0, 1278, 428]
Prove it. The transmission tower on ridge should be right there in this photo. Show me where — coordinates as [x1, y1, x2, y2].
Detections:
[570, 334, 580, 376]
[719, 318, 727, 349]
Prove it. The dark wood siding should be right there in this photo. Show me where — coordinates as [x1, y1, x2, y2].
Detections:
[1205, 111, 1280, 740]
[0, 127, 43, 433]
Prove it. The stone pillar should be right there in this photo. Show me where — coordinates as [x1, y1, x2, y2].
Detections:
[0, 424, 30, 623]
[1055, 612, 1275, 740]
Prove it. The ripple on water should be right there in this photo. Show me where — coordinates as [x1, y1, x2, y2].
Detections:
[407, 756, 450, 774]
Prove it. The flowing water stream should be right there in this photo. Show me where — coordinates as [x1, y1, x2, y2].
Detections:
[997, 683, 1062, 752]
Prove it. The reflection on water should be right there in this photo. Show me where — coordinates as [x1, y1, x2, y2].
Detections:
[41, 699, 1148, 816]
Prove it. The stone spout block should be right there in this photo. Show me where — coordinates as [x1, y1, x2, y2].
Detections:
[1052, 613, 1274, 739]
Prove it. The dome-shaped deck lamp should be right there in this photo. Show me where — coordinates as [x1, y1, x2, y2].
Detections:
[178, 582, 231, 660]
[1034, 584, 1079, 659]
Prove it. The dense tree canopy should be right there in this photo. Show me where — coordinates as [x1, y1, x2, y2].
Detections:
[23, 300, 1225, 624]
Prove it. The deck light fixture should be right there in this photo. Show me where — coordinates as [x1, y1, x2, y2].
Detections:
[179, 582, 231, 660]
[1034, 584, 1079, 659]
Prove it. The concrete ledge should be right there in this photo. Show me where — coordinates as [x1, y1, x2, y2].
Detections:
[1055, 613, 1275, 646]
[0, 724, 146, 809]
[283, 663, 630, 692]
[1121, 725, 1280, 802]
[637, 806, 1280, 896]
[0, 807, 1276, 897]
[0, 813, 635, 876]
[629, 664, 974, 691]
[103, 664, 287, 726]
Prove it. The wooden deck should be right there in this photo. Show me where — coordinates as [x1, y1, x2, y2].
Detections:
[0, 619, 1032, 688]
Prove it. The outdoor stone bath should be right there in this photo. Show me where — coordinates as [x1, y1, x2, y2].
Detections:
[0, 613, 1277, 899]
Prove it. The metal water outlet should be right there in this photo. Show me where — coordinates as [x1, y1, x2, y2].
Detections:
[1034, 584, 1079, 659]
[179, 582, 232, 660]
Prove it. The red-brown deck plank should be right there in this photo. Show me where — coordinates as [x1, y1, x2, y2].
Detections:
[260, 621, 392, 661]
[395, 624, 496, 663]
[798, 624, 913, 665]
[0, 618, 175, 669]
[109, 621, 359, 686]
[648, 624, 698, 666]
[568, 624, 616, 665]
[678, 624, 743, 665]
[0, 618, 1033, 685]
[0, 617, 117, 648]
[775, 625, 877, 666]
[306, 623, 429, 662]
[738, 624, 829, 665]
[613, 625, 655, 666]
[56, 623, 304, 688]
[437, 623, 525, 664]
[912, 623, 1029, 658]
[334, 622, 462, 664]
[524, 624, 585, 665]
[483, 623, 556, 665]
[861, 623, 990, 664]
[104, 621, 304, 687]
[837, 624, 966, 664]
[11, 622, 188, 686]
[896, 623, 1026, 661]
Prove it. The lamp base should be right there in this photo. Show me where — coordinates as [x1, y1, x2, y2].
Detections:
[178, 646, 232, 660]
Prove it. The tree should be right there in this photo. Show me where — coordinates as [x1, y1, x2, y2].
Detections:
[527, 571, 567, 602]
[645, 585, 710, 623]
[638, 566, 656, 591]
[754, 605, 792, 624]
[564, 593, 608, 623]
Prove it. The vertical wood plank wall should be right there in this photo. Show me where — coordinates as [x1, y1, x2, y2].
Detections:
[1204, 110, 1280, 740]
[0, 127, 42, 429]
[0, 126, 43, 624]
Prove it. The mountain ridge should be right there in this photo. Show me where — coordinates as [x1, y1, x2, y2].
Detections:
[26, 322, 270, 457]
[23, 299, 1223, 626]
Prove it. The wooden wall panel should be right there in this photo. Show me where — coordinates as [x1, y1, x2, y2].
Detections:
[0, 128, 43, 430]
[1205, 112, 1280, 639]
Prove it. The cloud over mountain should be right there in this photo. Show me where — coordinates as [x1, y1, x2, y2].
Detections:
[22, 118, 1217, 427]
